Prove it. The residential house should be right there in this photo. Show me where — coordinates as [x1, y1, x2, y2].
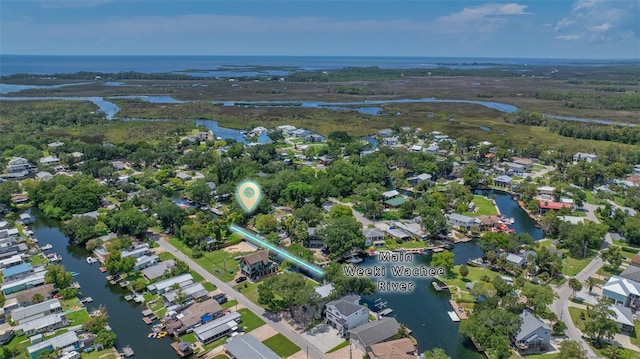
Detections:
[363, 228, 385, 247]
[225, 334, 280, 359]
[382, 190, 400, 199]
[8, 284, 55, 307]
[2, 263, 35, 282]
[377, 129, 393, 137]
[133, 254, 158, 271]
[163, 282, 208, 306]
[493, 175, 513, 188]
[573, 153, 598, 162]
[445, 213, 480, 230]
[1, 271, 46, 295]
[176, 172, 192, 181]
[19, 213, 33, 224]
[367, 338, 416, 359]
[47, 141, 64, 149]
[512, 157, 533, 170]
[557, 216, 587, 225]
[9, 299, 63, 324]
[476, 215, 502, 229]
[147, 273, 193, 294]
[27, 331, 79, 359]
[15, 313, 67, 336]
[349, 317, 401, 354]
[425, 143, 439, 155]
[325, 295, 369, 336]
[385, 228, 411, 241]
[538, 201, 572, 214]
[409, 144, 422, 152]
[503, 162, 526, 174]
[39, 156, 60, 166]
[633, 165, 640, 176]
[120, 243, 150, 259]
[110, 161, 127, 170]
[7, 157, 31, 173]
[382, 137, 399, 147]
[305, 227, 324, 249]
[383, 197, 407, 208]
[167, 299, 223, 335]
[620, 266, 640, 283]
[141, 260, 175, 281]
[317, 155, 333, 166]
[610, 305, 635, 333]
[407, 173, 432, 187]
[238, 250, 277, 281]
[305, 134, 325, 143]
[512, 310, 551, 354]
[35, 172, 53, 181]
[11, 194, 29, 204]
[193, 311, 241, 344]
[505, 253, 526, 267]
[537, 186, 555, 198]
[602, 276, 640, 309]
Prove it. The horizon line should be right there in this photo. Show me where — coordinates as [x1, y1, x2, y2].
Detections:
[1, 54, 639, 61]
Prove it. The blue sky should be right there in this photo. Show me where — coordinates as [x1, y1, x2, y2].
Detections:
[1, 0, 638, 58]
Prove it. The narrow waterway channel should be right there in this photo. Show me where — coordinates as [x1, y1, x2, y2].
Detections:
[27, 209, 177, 358]
[362, 191, 542, 356]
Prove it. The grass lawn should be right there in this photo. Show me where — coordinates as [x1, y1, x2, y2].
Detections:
[326, 341, 349, 354]
[238, 308, 266, 332]
[262, 333, 301, 357]
[65, 308, 90, 326]
[180, 332, 197, 344]
[463, 195, 498, 217]
[30, 253, 47, 266]
[398, 241, 428, 249]
[211, 355, 229, 359]
[568, 306, 588, 331]
[585, 191, 598, 205]
[527, 354, 559, 359]
[222, 300, 238, 309]
[203, 335, 228, 351]
[81, 349, 119, 359]
[3, 334, 30, 359]
[61, 297, 82, 311]
[597, 265, 622, 278]
[202, 281, 216, 292]
[562, 255, 594, 277]
[234, 282, 261, 306]
[158, 251, 176, 261]
[438, 265, 499, 292]
[169, 238, 245, 282]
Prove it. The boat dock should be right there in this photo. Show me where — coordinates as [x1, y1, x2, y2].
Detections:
[121, 345, 134, 357]
[81, 297, 93, 304]
[142, 315, 157, 325]
[432, 281, 449, 292]
[447, 311, 460, 322]
[449, 300, 468, 320]
[378, 308, 394, 316]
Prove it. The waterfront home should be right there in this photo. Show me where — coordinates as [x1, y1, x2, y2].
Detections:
[602, 276, 640, 308]
[382, 137, 399, 147]
[512, 310, 551, 354]
[15, 313, 67, 336]
[476, 215, 502, 229]
[9, 299, 63, 324]
[0, 235, 28, 260]
[167, 299, 223, 335]
[141, 260, 175, 281]
[1, 271, 46, 295]
[238, 250, 277, 281]
[609, 305, 635, 334]
[133, 254, 158, 271]
[407, 173, 432, 187]
[385, 227, 411, 241]
[121, 244, 150, 259]
[368, 338, 416, 359]
[445, 213, 480, 230]
[39, 156, 60, 166]
[538, 201, 573, 214]
[193, 311, 241, 344]
[363, 228, 385, 247]
[325, 295, 369, 337]
[11, 194, 30, 204]
[349, 317, 401, 354]
[147, 273, 193, 294]
[20, 212, 34, 224]
[505, 253, 526, 267]
[620, 266, 640, 283]
[6, 157, 31, 173]
[0, 254, 25, 269]
[304, 227, 324, 249]
[8, 284, 55, 307]
[573, 153, 598, 162]
[27, 331, 79, 359]
[557, 216, 587, 225]
[225, 334, 280, 359]
[2, 263, 35, 282]
[493, 175, 513, 188]
[537, 186, 555, 198]
[163, 282, 208, 306]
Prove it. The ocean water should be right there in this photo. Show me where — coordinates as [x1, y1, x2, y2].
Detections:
[0, 55, 636, 76]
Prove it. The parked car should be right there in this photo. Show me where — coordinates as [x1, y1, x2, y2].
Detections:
[0, 330, 15, 345]
[235, 276, 247, 283]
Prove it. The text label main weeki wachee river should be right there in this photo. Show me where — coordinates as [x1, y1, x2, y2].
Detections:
[27, 209, 176, 358]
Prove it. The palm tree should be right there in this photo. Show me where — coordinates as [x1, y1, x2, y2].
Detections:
[568, 278, 583, 298]
[584, 277, 599, 295]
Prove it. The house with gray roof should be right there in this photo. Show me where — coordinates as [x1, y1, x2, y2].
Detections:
[147, 273, 193, 294]
[225, 334, 280, 359]
[142, 260, 175, 280]
[512, 310, 551, 354]
[349, 317, 400, 354]
[27, 331, 79, 359]
[193, 311, 241, 344]
[10, 299, 63, 324]
[363, 228, 385, 247]
[445, 213, 480, 229]
[610, 305, 635, 333]
[620, 266, 640, 283]
[505, 253, 526, 267]
[163, 282, 208, 306]
[325, 295, 369, 336]
[494, 175, 513, 187]
[15, 313, 67, 336]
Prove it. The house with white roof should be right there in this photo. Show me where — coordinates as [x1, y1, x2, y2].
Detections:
[445, 213, 480, 229]
[27, 331, 79, 359]
[573, 153, 598, 162]
[603, 276, 640, 309]
[147, 273, 193, 294]
[39, 156, 60, 166]
[610, 305, 635, 333]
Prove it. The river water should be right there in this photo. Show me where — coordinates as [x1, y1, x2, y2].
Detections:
[27, 209, 176, 358]
[362, 191, 541, 356]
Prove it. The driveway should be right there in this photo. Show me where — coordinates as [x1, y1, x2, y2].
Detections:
[301, 323, 346, 353]
[156, 238, 325, 359]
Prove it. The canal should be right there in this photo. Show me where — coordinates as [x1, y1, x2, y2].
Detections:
[363, 191, 542, 356]
[28, 209, 177, 358]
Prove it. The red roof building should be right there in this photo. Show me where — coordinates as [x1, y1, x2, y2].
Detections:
[538, 201, 572, 211]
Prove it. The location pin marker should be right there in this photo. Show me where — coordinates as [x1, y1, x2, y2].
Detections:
[236, 180, 261, 213]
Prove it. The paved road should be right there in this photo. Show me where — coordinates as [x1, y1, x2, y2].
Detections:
[156, 238, 326, 359]
[528, 164, 555, 179]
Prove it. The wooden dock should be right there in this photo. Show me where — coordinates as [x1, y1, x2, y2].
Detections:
[432, 281, 449, 292]
[121, 345, 134, 357]
[449, 300, 468, 320]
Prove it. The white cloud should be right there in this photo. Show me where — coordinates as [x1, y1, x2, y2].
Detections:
[555, 0, 639, 42]
[433, 3, 531, 33]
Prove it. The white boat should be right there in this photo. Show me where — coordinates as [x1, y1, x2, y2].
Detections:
[86, 257, 98, 264]
[447, 311, 460, 322]
[47, 253, 62, 262]
[31, 237, 38, 243]
[347, 257, 363, 264]
[40, 244, 52, 250]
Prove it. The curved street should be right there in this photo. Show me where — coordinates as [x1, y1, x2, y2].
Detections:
[156, 237, 326, 359]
